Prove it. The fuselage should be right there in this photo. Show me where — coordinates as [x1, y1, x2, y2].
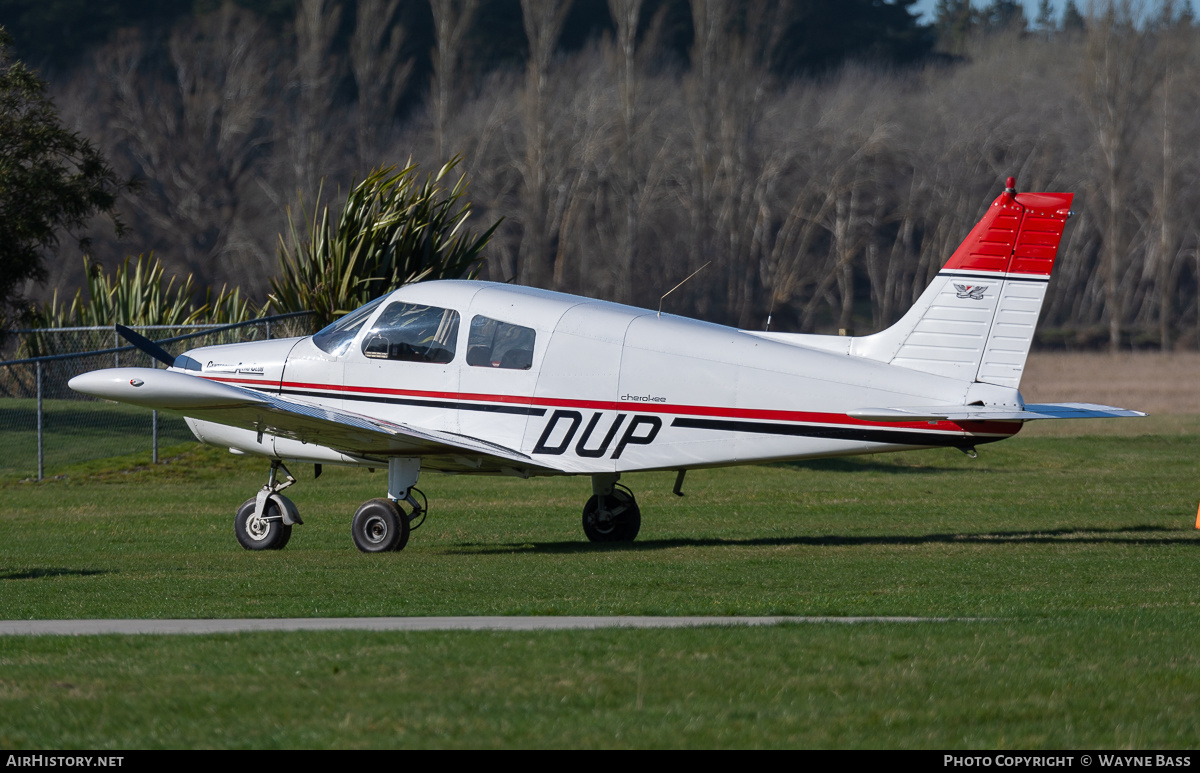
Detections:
[176, 280, 1021, 474]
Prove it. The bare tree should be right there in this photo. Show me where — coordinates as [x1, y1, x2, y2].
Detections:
[83, 7, 282, 288]
[1080, 1, 1163, 350]
[516, 0, 573, 287]
[1143, 11, 1200, 349]
[291, 0, 343, 196]
[430, 0, 479, 163]
[605, 0, 644, 304]
[350, 0, 412, 171]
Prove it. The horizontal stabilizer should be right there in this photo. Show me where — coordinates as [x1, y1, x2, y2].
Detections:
[849, 402, 1146, 423]
[1020, 402, 1148, 420]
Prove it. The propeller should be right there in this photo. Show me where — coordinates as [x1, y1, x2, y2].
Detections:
[116, 324, 177, 368]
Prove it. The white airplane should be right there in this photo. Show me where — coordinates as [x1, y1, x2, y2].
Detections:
[69, 178, 1143, 553]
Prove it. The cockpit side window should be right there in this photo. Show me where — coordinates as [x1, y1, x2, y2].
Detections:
[466, 315, 536, 370]
[312, 296, 385, 357]
[360, 302, 460, 364]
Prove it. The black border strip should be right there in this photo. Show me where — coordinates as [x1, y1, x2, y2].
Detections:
[939, 270, 1050, 283]
[671, 417, 1007, 448]
[282, 388, 547, 417]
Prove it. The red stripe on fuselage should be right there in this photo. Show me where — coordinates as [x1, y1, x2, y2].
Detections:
[200, 375, 1019, 438]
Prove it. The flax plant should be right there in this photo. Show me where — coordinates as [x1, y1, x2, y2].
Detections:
[268, 158, 500, 329]
[21, 254, 254, 356]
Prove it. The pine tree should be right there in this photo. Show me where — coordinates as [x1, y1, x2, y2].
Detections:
[1036, 0, 1056, 32]
[1063, 0, 1087, 32]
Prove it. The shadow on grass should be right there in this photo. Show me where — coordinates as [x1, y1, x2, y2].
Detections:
[448, 525, 1199, 555]
[775, 458, 977, 474]
[0, 568, 112, 580]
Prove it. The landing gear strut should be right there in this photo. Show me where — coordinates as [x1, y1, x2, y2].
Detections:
[582, 473, 641, 542]
[233, 458, 428, 554]
[234, 459, 302, 550]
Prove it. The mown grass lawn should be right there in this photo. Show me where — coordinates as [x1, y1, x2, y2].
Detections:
[1, 425, 1198, 748]
[0, 398, 194, 481]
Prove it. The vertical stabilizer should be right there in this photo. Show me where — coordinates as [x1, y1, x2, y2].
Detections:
[850, 180, 1073, 388]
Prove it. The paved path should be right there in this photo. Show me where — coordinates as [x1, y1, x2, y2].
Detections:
[0, 616, 979, 635]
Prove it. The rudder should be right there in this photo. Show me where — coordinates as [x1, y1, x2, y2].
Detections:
[851, 179, 1073, 388]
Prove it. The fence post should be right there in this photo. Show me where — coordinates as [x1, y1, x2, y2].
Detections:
[36, 360, 44, 481]
[266, 319, 271, 340]
[152, 409, 159, 464]
[114, 327, 119, 368]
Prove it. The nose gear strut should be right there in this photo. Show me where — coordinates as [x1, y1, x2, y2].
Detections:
[233, 459, 302, 550]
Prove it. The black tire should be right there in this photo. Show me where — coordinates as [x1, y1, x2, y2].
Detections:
[235, 497, 293, 551]
[582, 488, 641, 542]
[351, 498, 410, 553]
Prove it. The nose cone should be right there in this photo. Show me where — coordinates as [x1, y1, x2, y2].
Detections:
[68, 369, 141, 402]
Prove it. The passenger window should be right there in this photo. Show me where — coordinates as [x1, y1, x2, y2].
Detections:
[467, 316, 536, 370]
[361, 302, 460, 364]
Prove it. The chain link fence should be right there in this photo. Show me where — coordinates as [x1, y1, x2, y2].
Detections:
[0, 312, 314, 481]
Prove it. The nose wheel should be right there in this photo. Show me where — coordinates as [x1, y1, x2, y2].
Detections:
[234, 496, 293, 550]
[235, 460, 302, 551]
[582, 482, 641, 542]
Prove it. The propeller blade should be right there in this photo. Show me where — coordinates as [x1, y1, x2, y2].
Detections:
[115, 324, 177, 368]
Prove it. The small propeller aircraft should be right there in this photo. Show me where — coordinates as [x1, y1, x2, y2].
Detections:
[70, 178, 1143, 553]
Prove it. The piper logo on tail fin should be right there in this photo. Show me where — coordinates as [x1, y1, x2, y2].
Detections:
[954, 283, 988, 300]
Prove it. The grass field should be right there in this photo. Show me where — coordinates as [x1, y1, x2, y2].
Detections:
[0, 398, 194, 480]
[2, 416, 1199, 748]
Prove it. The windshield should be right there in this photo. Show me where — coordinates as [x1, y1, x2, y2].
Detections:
[311, 296, 386, 357]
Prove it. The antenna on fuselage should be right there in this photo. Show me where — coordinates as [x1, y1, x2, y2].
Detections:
[657, 262, 710, 317]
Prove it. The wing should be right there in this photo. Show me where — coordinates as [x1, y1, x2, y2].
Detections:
[848, 403, 1146, 423]
[68, 367, 560, 474]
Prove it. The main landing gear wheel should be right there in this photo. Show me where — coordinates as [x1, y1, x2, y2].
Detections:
[351, 498, 411, 553]
[235, 497, 293, 551]
[582, 485, 641, 542]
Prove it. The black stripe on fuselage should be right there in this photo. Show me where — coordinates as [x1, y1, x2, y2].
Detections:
[670, 417, 1008, 447]
[280, 388, 548, 417]
[247, 382, 1008, 446]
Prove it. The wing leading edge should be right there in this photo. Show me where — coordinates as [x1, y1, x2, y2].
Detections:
[67, 367, 556, 474]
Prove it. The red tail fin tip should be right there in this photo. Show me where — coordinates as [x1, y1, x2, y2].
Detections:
[941, 187, 1073, 278]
